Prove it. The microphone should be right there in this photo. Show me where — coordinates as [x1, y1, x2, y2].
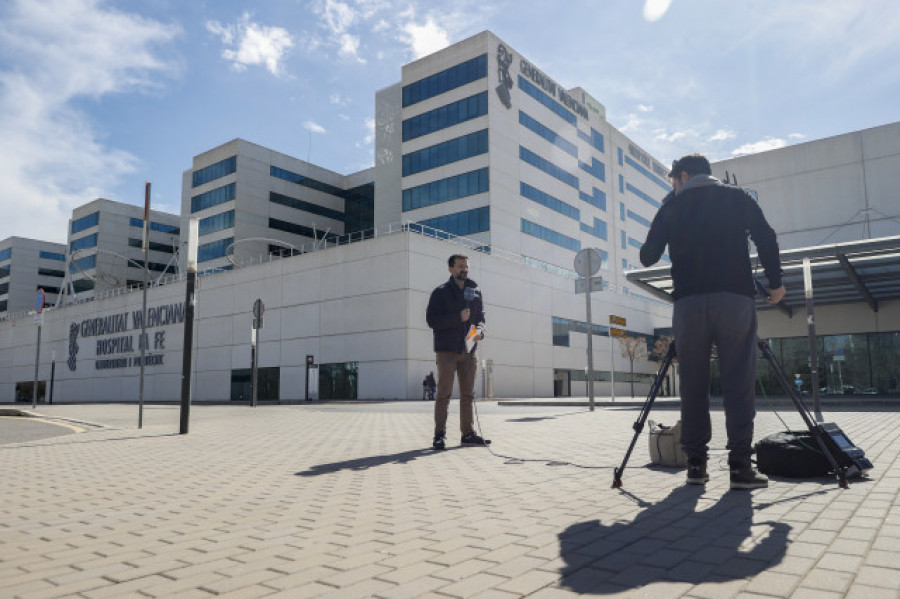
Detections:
[463, 287, 475, 308]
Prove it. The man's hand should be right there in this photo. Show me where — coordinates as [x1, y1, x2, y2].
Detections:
[767, 285, 786, 304]
[461, 308, 470, 322]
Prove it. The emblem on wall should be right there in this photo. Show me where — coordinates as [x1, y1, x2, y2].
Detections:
[496, 43, 513, 109]
[67, 322, 79, 372]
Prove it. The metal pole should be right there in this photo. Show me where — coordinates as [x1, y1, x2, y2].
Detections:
[179, 219, 198, 435]
[803, 258, 821, 417]
[610, 332, 616, 403]
[585, 253, 595, 411]
[251, 328, 258, 407]
[139, 182, 150, 428]
[32, 324, 42, 409]
[49, 350, 56, 405]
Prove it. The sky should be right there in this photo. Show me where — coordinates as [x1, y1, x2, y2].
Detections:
[1, 0, 899, 244]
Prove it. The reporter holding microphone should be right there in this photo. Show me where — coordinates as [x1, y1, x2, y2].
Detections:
[426, 254, 489, 450]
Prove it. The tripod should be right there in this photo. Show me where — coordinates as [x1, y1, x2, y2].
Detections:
[611, 339, 850, 489]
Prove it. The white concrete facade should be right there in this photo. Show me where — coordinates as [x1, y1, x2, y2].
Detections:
[0, 237, 67, 318]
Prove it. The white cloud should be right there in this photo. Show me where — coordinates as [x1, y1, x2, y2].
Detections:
[399, 17, 451, 60]
[732, 137, 788, 157]
[637, 104, 653, 112]
[643, 0, 673, 22]
[303, 121, 326, 134]
[619, 114, 643, 133]
[330, 92, 349, 106]
[709, 129, 736, 142]
[338, 33, 365, 63]
[788, 132, 806, 140]
[0, 0, 179, 243]
[206, 13, 293, 75]
[654, 130, 688, 143]
[310, 0, 366, 63]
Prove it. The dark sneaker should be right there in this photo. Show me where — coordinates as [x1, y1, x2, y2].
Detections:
[432, 432, 446, 450]
[686, 458, 709, 485]
[461, 432, 491, 446]
[730, 463, 768, 490]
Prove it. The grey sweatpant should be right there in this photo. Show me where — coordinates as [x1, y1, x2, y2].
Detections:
[672, 292, 758, 466]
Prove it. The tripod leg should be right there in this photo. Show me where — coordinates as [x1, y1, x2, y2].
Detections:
[757, 339, 848, 488]
[613, 343, 675, 488]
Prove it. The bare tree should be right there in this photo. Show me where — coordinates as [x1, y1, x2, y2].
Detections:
[618, 335, 648, 397]
[652, 335, 677, 396]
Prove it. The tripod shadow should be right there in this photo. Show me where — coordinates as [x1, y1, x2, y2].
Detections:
[295, 447, 459, 477]
[558, 486, 790, 594]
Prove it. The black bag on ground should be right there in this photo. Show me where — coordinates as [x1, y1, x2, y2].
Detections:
[754, 431, 831, 478]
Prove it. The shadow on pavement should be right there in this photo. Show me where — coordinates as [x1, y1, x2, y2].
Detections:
[296, 447, 459, 476]
[0, 432, 181, 450]
[558, 486, 791, 594]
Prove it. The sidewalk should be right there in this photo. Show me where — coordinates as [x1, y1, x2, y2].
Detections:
[1, 401, 898, 598]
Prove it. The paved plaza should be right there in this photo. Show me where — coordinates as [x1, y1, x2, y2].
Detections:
[1, 400, 898, 598]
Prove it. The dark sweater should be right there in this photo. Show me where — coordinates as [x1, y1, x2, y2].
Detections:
[426, 277, 485, 353]
[640, 177, 782, 300]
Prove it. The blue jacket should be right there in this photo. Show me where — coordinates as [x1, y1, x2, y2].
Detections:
[426, 277, 485, 353]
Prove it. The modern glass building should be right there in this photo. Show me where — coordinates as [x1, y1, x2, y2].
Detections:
[0, 237, 67, 318]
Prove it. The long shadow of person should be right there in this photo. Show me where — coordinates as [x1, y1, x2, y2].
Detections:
[295, 447, 459, 476]
[558, 486, 791, 594]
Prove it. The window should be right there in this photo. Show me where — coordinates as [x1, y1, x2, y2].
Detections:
[580, 218, 608, 241]
[617, 147, 624, 166]
[270, 166, 346, 197]
[520, 182, 579, 220]
[403, 168, 489, 211]
[619, 174, 625, 193]
[0, 300, 6, 312]
[521, 219, 580, 252]
[38, 268, 65, 278]
[268, 218, 339, 243]
[69, 254, 96, 273]
[71, 212, 99, 234]
[626, 182, 662, 209]
[191, 182, 236, 213]
[625, 156, 670, 192]
[518, 75, 577, 125]
[0, 248, 11, 263]
[578, 157, 606, 181]
[519, 111, 577, 157]
[318, 362, 358, 400]
[579, 188, 606, 211]
[0, 265, 8, 278]
[551, 316, 609, 347]
[192, 156, 236, 187]
[129, 218, 180, 234]
[127, 238, 176, 253]
[39, 251, 65, 261]
[70, 233, 98, 252]
[519, 146, 578, 189]
[231, 367, 280, 401]
[620, 203, 626, 221]
[0, 282, 8, 295]
[402, 129, 488, 176]
[402, 54, 487, 107]
[72, 279, 94, 293]
[403, 92, 488, 141]
[626, 209, 652, 228]
[576, 128, 605, 153]
[198, 210, 236, 236]
[270, 192, 344, 221]
[197, 237, 233, 263]
[415, 206, 490, 238]
[628, 236, 644, 250]
[621, 231, 626, 250]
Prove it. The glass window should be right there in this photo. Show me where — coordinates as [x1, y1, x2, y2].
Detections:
[579, 158, 606, 181]
[625, 156, 670, 192]
[521, 219, 580, 252]
[39, 251, 65, 261]
[519, 146, 579, 189]
[38, 268, 65, 278]
[191, 182, 236, 213]
[70, 233, 98, 252]
[517, 75, 577, 125]
[617, 147, 624, 166]
[197, 237, 234, 263]
[192, 156, 236, 188]
[270, 192, 345, 221]
[69, 254, 96, 273]
[268, 218, 339, 243]
[71, 212, 99, 234]
[0, 247, 11, 262]
[0, 281, 8, 295]
[619, 174, 625, 193]
[402, 130, 488, 176]
[402, 168, 489, 211]
[129, 218, 180, 234]
[520, 182, 579, 220]
[626, 182, 662, 209]
[198, 210, 236, 237]
[72, 279, 94, 293]
[621, 230, 627, 250]
[627, 209, 652, 228]
[519, 111, 577, 157]
[0, 265, 8, 278]
[402, 54, 487, 107]
[620, 203, 626, 221]
[230, 367, 280, 400]
[318, 362, 359, 400]
[403, 92, 488, 141]
[579, 187, 606, 211]
[580, 218, 608, 241]
[414, 206, 490, 238]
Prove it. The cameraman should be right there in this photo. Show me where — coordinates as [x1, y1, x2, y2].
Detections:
[640, 154, 785, 490]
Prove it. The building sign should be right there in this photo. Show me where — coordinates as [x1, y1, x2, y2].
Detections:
[627, 143, 669, 179]
[519, 58, 589, 120]
[66, 302, 185, 371]
[496, 44, 513, 109]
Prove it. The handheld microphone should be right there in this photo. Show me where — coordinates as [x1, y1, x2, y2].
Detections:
[463, 287, 475, 307]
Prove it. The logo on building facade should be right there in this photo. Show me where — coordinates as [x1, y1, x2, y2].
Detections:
[496, 44, 513, 109]
[67, 322, 79, 371]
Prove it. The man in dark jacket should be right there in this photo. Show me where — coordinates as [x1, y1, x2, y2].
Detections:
[426, 254, 489, 450]
[640, 154, 785, 490]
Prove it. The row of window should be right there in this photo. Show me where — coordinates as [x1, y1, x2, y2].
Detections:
[40, 251, 65, 261]
[518, 75, 577, 126]
[127, 238, 177, 253]
[625, 156, 670, 192]
[71, 212, 99, 234]
[580, 218, 608, 241]
[192, 156, 236, 188]
[521, 219, 581, 252]
[402, 168, 489, 212]
[520, 182, 579, 220]
[402, 92, 488, 142]
[626, 209, 652, 228]
[580, 187, 607, 211]
[269, 218, 339, 243]
[70, 233, 98, 252]
[69, 254, 96, 273]
[129, 218, 180, 234]
[0, 266, 8, 278]
[198, 210, 236, 237]
[519, 111, 577, 157]
[270, 192, 344, 222]
[270, 166, 346, 198]
[198, 237, 233, 263]
[0, 282, 7, 295]
[625, 182, 662, 209]
[553, 313, 637, 347]
[402, 129, 488, 177]
[0, 248, 11, 263]
[191, 182, 236, 213]
[579, 158, 606, 182]
[415, 206, 489, 238]
[577, 128, 605, 154]
[38, 268, 65, 278]
[402, 54, 487, 107]
[519, 146, 578, 189]
[128, 259, 172, 272]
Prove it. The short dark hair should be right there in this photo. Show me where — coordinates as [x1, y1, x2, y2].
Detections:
[668, 154, 712, 178]
[448, 254, 468, 267]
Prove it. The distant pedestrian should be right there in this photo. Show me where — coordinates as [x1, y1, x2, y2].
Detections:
[422, 377, 428, 400]
[425, 371, 436, 400]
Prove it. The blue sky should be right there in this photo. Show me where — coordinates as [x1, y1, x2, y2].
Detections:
[1, 0, 898, 244]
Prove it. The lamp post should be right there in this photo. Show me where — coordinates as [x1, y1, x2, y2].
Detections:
[179, 219, 198, 434]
